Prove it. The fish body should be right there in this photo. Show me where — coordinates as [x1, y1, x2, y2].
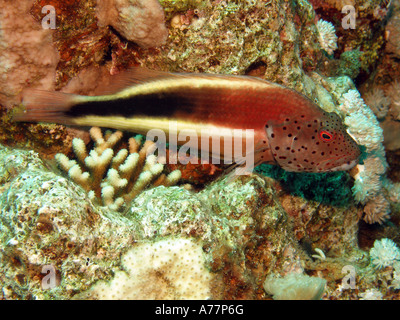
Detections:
[14, 69, 360, 172]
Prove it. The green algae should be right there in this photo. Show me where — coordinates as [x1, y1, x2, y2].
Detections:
[255, 163, 354, 207]
[337, 49, 363, 79]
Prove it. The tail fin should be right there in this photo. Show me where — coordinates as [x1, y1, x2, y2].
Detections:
[13, 89, 81, 124]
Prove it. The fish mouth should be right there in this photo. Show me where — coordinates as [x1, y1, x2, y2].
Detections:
[319, 158, 358, 172]
[315, 152, 359, 172]
[330, 159, 358, 171]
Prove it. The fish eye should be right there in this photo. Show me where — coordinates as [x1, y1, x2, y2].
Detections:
[319, 129, 334, 142]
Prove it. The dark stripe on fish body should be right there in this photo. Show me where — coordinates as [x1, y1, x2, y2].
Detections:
[66, 92, 197, 119]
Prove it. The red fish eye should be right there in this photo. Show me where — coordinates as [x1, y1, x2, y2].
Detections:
[319, 130, 334, 142]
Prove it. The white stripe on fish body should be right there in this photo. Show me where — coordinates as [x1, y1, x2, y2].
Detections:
[72, 115, 253, 138]
[72, 115, 255, 162]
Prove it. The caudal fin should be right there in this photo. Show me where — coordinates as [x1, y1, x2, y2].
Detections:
[13, 89, 81, 124]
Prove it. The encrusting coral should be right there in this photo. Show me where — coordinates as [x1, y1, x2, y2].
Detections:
[337, 49, 362, 79]
[55, 127, 181, 210]
[263, 272, 326, 300]
[79, 237, 213, 300]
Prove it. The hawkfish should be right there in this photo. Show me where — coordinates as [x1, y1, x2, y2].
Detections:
[13, 68, 360, 173]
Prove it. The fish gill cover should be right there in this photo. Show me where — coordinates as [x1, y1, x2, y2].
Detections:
[0, 0, 399, 301]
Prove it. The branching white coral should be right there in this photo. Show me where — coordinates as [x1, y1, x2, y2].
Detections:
[55, 127, 181, 211]
[369, 238, 400, 269]
[316, 20, 338, 55]
[338, 89, 390, 224]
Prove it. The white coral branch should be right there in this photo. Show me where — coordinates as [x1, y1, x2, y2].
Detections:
[55, 127, 181, 211]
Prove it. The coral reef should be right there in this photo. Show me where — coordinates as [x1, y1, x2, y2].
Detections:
[30, 0, 110, 89]
[309, 0, 389, 74]
[0, 145, 366, 299]
[1, 0, 400, 301]
[167, 152, 223, 185]
[385, 2, 400, 59]
[337, 89, 390, 224]
[0, 0, 109, 155]
[358, 0, 400, 193]
[0, 145, 136, 299]
[131, 0, 325, 95]
[256, 164, 354, 207]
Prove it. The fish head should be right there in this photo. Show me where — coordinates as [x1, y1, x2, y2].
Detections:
[265, 111, 361, 172]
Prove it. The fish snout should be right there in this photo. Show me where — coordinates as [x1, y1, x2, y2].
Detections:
[316, 153, 359, 172]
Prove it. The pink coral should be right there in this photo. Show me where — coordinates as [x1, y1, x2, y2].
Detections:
[0, 0, 59, 107]
[96, 0, 168, 48]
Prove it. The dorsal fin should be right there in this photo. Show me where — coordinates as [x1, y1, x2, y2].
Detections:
[117, 67, 184, 83]
[92, 67, 273, 96]
[93, 68, 187, 96]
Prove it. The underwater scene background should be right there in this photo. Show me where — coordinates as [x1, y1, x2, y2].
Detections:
[0, 0, 400, 300]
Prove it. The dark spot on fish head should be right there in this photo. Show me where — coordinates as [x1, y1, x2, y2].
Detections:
[265, 117, 317, 171]
[265, 112, 360, 172]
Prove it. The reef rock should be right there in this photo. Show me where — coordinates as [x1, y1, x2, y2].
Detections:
[0, 145, 364, 300]
[0, 0, 59, 107]
[96, 0, 168, 48]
